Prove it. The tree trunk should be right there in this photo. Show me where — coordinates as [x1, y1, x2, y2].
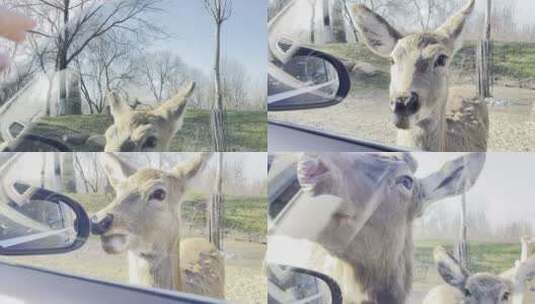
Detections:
[53, 153, 63, 193]
[208, 153, 224, 250]
[57, 0, 81, 115]
[342, 0, 359, 42]
[457, 189, 469, 269]
[211, 23, 226, 151]
[477, 0, 492, 100]
[61, 152, 77, 193]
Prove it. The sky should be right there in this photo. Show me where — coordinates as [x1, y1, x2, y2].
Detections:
[413, 153, 535, 232]
[149, 0, 267, 86]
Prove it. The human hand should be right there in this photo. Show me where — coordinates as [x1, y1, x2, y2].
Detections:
[0, 8, 36, 71]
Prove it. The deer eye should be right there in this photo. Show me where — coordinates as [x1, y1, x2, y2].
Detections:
[397, 175, 414, 190]
[464, 288, 472, 297]
[149, 189, 166, 201]
[142, 136, 158, 150]
[435, 54, 448, 67]
[502, 291, 510, 301]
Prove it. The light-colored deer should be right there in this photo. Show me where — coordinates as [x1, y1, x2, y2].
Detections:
[91, 153, 225, 299]
[423, 246, 535, 304]
[351, 0, 489, 151]
[296, 152, 486, 303]
[103, 81, 195, 152]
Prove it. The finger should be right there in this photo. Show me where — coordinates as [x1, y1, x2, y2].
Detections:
[0, 8, 36, 43]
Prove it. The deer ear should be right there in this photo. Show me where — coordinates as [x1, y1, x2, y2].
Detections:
[434, 246, 469, 289]
[172, 152, 212, 181]
[435, 0, 475, 52]
[419, 153, 485, 208]
[513, 255, 535, 295]
[154, 81, 195, 130]
[100, 153, 137, 189]
[107, 91, 131, 120]
[351, 4, 402, 58]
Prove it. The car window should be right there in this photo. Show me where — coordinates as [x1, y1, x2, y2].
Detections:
[0, 152, 268, 303]
[267, 152, 535, 303]
[268, 0, 535, 152]
[0, 1, 267, 152]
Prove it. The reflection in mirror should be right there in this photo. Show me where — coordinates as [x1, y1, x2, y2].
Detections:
[269, 54, 341, 109]
[0, 183, 78, 252]
[268, 265, 334, 304]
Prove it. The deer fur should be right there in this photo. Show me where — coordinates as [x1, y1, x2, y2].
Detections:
[351, 0, 489, 151]
[423, 246, 535, 304]
[296, 152, 486, 303]
[91, 153, 224, 299]
[104, 81, 195, 152]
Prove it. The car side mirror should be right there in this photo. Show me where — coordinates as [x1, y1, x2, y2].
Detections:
[0, 184, 90, 255]
[268, 46, 351, 111]
[267, 264, 342, 304]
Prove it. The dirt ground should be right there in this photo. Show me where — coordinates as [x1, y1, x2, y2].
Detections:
[270, 85, 535, 151]
[0, 237, 266, 303]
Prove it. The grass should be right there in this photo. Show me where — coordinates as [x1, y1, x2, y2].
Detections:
[67, 192, 267, 237]
[26, 109, 266, 151]
[414, 239, 535, 274]
[318, 41, 535, 89]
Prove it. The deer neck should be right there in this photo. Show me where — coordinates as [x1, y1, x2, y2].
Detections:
[396, 96, 448, 151]
[127, 236, 182, 291]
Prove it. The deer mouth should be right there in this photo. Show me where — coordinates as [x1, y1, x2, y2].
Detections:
[393, 113, 411, 129]
[100, 233, 129, 254]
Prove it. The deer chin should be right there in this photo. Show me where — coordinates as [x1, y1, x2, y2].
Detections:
[100, 233, 129, 254]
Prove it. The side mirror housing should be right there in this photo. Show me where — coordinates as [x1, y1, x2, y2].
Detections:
[268, 46, 351, 111]
[0, 184, 90, 255]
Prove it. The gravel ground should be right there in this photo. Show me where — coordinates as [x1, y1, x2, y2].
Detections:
[270, 85, 535, 151]
[0, 237, 266, 303]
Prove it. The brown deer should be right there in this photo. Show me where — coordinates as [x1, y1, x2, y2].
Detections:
[351, 0, 489, 151]
[91, 153, 224, 298]
[423, 246, 535, 304]
[296, 152, 485, 303]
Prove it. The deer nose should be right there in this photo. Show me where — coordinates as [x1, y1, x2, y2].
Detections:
[91, 214, 114, 235]
[392, 92, 419, 115]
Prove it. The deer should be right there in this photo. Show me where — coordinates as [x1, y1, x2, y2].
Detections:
[103, 81, 195, 152]
[90, 153, 225, 299]
[295, 152, 486, 303]
[350, 0, 489, 152]
[422, 246, 535, 304]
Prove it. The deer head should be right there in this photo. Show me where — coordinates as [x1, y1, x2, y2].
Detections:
[297, 153, 485, 239]
[434, 246, 535, 304]
[104, 81, 195, 152]
[91, 153, 210, 256]
[351, 0, 475, 129]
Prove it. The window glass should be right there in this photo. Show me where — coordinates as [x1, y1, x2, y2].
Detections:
[268, 0, 535, 151]
[0, 152, 268, 303]
[0, 1, 267, 152]
[267, 152, 535, 303]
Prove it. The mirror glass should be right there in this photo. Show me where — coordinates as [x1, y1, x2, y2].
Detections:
[268, 265, 334, 304]
[0, 183, 79, 253]
[268, 54, 341, 110]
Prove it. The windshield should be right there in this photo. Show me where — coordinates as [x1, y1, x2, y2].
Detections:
[0, 0, 267, 152]
[268, 0, 535, 152]
[267, 152, 535, 303]
[0, 152, 268, 303]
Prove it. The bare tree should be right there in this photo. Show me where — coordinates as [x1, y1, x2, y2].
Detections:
[221, 58, 249, 110]
[138, 51, 186, 103]
[15, 0, 162, 115]
[76, 31, 138, 113]
[202, 0, 232, 152]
